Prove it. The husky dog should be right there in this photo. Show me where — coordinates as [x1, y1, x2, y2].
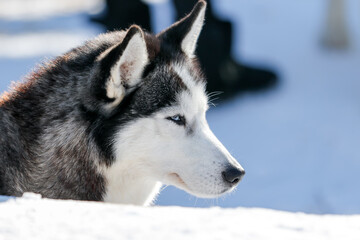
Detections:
[0, 1, 244, 205]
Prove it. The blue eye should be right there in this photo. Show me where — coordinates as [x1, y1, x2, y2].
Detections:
[171, 115, 180, 121]
[167, 115, 186, 126]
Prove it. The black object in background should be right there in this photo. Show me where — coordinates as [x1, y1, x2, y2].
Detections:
[92, 0, 278, 100]
[93, 0, 151, 32]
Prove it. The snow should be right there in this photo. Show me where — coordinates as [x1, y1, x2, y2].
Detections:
[0, 193, 359, 240]
[0, 12, 103, 58]
[0, 32, 95, 58]
[1, 0, 360, 238]
[0, 0, 359, 226]
[0, 0, 103, 20]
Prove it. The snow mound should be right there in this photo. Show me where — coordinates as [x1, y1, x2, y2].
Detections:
[0, 194, 359, 240]
[0, 32, 95, 58]
[0, 0, 103, 20]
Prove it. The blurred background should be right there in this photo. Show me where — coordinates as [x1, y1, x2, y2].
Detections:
[0, 0, 359, 214]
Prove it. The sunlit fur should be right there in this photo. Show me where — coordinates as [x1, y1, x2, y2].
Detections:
[0, 1, 244, 205]
[104, 61, 244, 205]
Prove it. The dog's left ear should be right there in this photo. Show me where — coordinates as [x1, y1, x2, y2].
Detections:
[97, 25, 149, 110]
[158, 0, 206, 57]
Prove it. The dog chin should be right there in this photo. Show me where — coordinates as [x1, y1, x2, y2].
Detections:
[165, 173, 233, 198]
[166, 173, 188, 189]
[187, 188, 233, 199]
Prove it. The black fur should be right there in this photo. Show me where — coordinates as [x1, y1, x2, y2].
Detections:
[158, 1, 206, 54]
[0, 2, 206, 200]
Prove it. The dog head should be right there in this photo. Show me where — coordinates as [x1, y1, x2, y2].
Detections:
[93, 0, 245, 199]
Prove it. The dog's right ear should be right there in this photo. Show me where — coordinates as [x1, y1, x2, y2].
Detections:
[97, 25, 149, 111]
[157, 0, 206, 58]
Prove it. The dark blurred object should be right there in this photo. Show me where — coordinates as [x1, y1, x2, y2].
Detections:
[92, 0, 278, 99]
[174, 0, 277, 98]
[92, 0, 151, 31]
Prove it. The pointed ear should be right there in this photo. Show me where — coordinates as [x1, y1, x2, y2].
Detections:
[99, 25, 149, 110]
[158, 0, 206, 57]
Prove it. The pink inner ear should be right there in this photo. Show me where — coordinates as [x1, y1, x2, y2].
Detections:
[120, 61, 135, 82]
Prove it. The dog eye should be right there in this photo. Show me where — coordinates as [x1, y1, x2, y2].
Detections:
[166, 115, 186, 126]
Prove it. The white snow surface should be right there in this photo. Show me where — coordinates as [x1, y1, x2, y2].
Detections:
[0, 0, 360, 221]
[0, 193, 359, 240]
[0, 0, 103, 20]
[0, 0, 360, 238]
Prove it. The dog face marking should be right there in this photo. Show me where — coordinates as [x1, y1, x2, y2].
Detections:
[106, 59, 243, 201]
[0, 1, 244, 205]
[103, 1, 244, 204]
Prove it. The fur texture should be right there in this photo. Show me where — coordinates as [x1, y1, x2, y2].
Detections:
[0, 0, 245, 205]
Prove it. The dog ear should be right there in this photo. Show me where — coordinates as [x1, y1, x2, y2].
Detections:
[158, 0, 206, 57]
[98, 25, 149, 110]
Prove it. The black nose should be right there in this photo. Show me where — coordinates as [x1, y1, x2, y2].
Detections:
[222, 167, 245, 185]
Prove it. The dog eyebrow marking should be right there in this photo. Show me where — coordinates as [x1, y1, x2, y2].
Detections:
[171, 62, 208, 106]
[169, 67, 188, 91]
[171, 62, 205, 90]
[171, 63, 193, 90]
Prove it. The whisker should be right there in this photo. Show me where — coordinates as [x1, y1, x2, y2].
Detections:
[194, 197, 198, 207]
[208, 97, 221, 107]
[159, 184, 169, 192]
[208, 101, 216, 107]
[207, 91, 223, 98]
[207, 91, 223, 107]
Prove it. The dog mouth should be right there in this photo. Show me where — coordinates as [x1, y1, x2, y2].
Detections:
[167, 172, 234, 198]
[168, 173, 188, 189]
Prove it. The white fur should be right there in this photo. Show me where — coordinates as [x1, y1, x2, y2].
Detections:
[103, 63, 244, 205]
[181, 5, 206, 57]
[104, 160, 162, 205]
[106, 32, 148, 110]
[102, 3, 243, 206]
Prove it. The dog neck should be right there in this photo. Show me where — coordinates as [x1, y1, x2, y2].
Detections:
[102, 161, 162, 206]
